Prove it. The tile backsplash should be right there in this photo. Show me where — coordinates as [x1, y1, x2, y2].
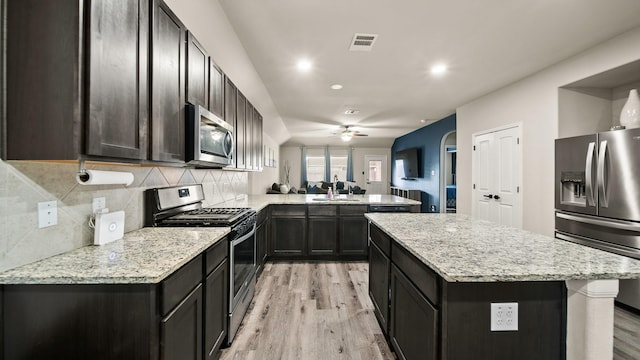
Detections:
[0, 160, 248, 272]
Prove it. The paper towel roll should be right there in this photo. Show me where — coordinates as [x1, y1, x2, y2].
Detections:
[77, 170, 134, 186]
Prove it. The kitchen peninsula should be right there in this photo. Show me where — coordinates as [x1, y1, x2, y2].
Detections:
[366, 212, 640, 360]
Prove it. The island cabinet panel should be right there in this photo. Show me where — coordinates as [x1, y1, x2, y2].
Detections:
[151, 0, 186, 163]
[391, 241, 439, 306]
[338, 205, 369, 257]
[369, 239, 390, 334]
[308, 206, 338, 255]
[441, 281, 566, 360]
[270, 205, 306, 257]
[389, 264, 438, 360]
[186, 31, 210, 109]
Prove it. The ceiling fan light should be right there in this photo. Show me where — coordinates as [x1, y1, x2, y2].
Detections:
[341, 132, 352, 141]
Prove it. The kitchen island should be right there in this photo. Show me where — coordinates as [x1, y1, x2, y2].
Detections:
[366, 213, 640, 360]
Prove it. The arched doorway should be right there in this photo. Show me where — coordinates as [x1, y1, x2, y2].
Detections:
[439, 131, 456, 213]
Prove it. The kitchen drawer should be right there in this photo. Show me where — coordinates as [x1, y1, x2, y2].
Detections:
[308, 205, 337, 216]
[339, 205, 368, 216]
[392, 242, 439, 306]
[271, 205, 306, 217]
[205, 238, 228, 275]
[370, 224, 391, 257]
[162, 255, 203, 315]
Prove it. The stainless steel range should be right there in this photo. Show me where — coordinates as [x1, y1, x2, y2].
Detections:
[144, 184, 256, 345]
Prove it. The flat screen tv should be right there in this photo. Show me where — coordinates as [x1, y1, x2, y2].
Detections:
[395, 147, 420, 179]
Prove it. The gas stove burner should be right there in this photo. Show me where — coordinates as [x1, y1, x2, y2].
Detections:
[161, 207, 254, 227]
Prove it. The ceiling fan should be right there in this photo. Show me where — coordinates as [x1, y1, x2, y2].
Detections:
[337, 125, 368, 141]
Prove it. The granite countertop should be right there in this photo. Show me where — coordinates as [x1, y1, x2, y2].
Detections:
[0, 227, 230, 285]
[217, 194, 421, 212]
[366, 213, 640, 283]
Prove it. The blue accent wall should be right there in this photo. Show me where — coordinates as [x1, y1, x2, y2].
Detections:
[391, 114, 456, 213]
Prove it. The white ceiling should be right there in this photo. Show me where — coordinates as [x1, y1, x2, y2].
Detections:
[219, 0, 640, 147]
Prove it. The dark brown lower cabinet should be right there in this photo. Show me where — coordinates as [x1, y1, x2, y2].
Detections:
[255, 209, 269, 276]
[369, 240, 390, 334]
[3, 241, 230, 360]
[338, 205, 368, 257]
[204, 260, 228, 359]
[308, 206, 338, 255]
[162, 284, 203, 360]
[389, 264, 438, 360]
[269, 205, 306, 257]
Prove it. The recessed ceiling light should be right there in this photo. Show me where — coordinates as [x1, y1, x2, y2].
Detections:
[296, 59, 312, 72]
[430, 63, 448, 76]
[330, 84, 343, 90]
[420, 119, 426, 123]
[344, 109, 360, 115]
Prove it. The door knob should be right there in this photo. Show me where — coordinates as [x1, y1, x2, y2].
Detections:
[494, 195, 500, 200]
[483, 194, 493, 199]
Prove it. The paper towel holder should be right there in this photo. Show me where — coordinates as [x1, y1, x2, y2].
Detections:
[78, 160, 90, 182]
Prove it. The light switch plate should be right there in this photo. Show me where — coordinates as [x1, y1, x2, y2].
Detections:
[38, 201, 58, 228]
[94, 210, 125, 245]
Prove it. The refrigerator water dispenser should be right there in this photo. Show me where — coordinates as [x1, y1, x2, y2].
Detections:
[560, 171, 586, 206]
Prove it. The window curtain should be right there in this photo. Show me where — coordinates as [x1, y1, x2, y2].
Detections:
[324, 146, 331, 182]
[300, 146, 307, 187]
[346, 147, 354, 181]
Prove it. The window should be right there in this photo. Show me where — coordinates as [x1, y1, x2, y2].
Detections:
[306, 152, 325, 181]
[305, 148, 350, 182]
[368, 160, 382, 182]
[330, 149, 348, 181]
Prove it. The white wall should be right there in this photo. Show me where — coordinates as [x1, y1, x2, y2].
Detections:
[457, 26, 640, 236]
[279, 146, 391, 191]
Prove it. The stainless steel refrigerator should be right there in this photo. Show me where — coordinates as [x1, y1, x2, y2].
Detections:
[555, 128, 640, 311]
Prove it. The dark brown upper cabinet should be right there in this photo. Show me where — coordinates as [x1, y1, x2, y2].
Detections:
[223, 77, 238, 167]
[245, 101, 254, 170]
[86, 0, 149, 160]
[4, 0, 149, 161]
[253, 107, 263, 171]
[235, 91, 247, 170]
[186, 31, 209, 109]
[151, 0, 186, 163]
[209, 61, 225, 119]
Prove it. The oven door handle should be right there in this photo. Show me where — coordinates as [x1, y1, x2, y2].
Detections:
[231, 223, 256, 246]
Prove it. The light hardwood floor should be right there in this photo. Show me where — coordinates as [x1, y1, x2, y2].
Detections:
[219, 261, 395, 360]
[220, 261, 640, 360]
[614, 304, 640, 360]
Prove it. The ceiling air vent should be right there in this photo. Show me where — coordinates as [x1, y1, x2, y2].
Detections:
[349, 33, 378, 51]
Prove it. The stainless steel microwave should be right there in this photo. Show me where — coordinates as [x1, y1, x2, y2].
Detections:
[186, 104, 234, 167]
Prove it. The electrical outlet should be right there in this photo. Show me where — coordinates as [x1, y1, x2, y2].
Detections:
[491, 302, 518, 331]
[92, 197, 106, 213]
[38, 201, 58, 228]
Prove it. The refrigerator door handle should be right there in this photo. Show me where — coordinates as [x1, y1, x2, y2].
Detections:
[597, 140, 608, 208]
[556, 231, 640, 259]
[585, 142, 596, 206]
[556, 212, 640, 232]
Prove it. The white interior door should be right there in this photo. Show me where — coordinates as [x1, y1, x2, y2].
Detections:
[364, 155, 388, 194]
[472, 125, 522, 228]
